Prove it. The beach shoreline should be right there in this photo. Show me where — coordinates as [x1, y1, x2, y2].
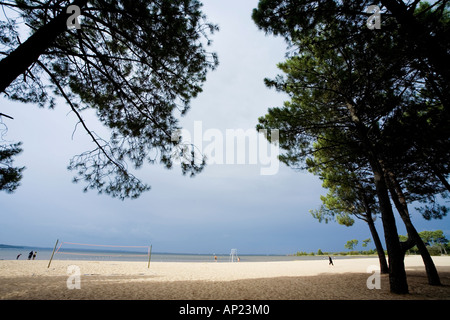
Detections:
[1, 256, 449, 300]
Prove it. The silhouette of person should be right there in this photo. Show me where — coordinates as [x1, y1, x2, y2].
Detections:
[32, 251, 37, 260]
[28, 251, 33, 260]
[16, 253, 22, 260]
[328, 256, 334, 266]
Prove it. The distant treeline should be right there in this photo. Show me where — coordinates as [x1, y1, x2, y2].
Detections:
[295, 230, 449, 257]
[293, 249, 378, 257]
[294, 248, 446, 257]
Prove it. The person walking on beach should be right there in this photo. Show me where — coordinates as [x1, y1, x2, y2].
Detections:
[32, 251, 37, 260]
[328, 256, 334, 266]
[28, 251, 33, 260]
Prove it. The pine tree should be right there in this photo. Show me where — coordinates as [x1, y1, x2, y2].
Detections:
[253, 0, 449, 293]
[0, 0, 218, 199]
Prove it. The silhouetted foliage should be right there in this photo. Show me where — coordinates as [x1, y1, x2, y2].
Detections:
[0, 141, 25, 193]
[0, 0, 218, 199]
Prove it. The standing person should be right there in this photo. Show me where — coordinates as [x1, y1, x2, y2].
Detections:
[32, 251, 37, 260]
[328, 256, 334, 266]
[28, 251, 33, 260]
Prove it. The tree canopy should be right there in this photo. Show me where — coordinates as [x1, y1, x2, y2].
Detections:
[0, 140, 24, 193]
[344, 239, 358, 251]
[0, 0, 218, 199]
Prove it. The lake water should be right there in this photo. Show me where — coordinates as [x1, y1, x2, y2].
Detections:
[0, 246, 370, 263]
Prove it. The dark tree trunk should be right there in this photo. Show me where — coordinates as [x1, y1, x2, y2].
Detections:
[359, 189, 389, 274]
[366, 214, 389, 274]
[370, 161, 409, 294]
[435, 171, 450, 193]
[0, 0, 88, 93]
[346, 102, 408, 294]
[386, 170, 441, 286]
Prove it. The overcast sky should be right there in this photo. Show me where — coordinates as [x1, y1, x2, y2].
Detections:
[1, 0, 448, 255]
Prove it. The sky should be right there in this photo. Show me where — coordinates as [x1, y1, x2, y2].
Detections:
[1, 0, 448, 255]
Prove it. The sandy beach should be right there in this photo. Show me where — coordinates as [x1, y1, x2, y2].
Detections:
[1, 256, 449, 300]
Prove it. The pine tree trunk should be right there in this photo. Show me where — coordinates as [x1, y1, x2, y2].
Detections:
[435, 171, 450, 192]
[370, 161, 409, 294]
[410, 227, 441, 285]
[360, 189, 389, 274]
[367, 215, 389, 274]
[0, 0, 88, 93]
[385, 170, 441, 286]
[346, 102, 408, 294]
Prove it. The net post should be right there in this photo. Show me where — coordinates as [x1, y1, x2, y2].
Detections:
[47, 239, 59, 268]
[147, 245, 152, 269]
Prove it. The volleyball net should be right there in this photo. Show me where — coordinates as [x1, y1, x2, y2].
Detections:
[48, 240, 152, 268]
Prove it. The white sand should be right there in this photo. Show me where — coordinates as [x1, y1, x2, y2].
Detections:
[1, 255, 448, 280]
[1, 256, 449, 299]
